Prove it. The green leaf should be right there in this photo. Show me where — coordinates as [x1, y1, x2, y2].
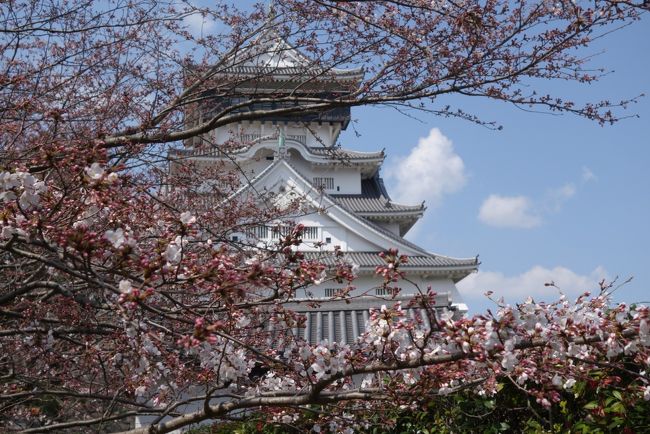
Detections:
[584, 401, 599, 410]
[607, 417, 624, 429]
[609, 402, 626, 414]
[612, 390, 623, 401]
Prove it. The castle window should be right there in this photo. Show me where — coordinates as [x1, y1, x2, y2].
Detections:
[248, 225, 269, 239]
[271, 226, 291, 239]
[249, 225, 319, 241]
[324, 288, 338, 297]
[375, 287, 399, 296]
[313, 177, 334, 190]
[302, 226, 319, 241]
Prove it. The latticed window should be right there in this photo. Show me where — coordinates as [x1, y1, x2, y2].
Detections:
[248, 225, 319, 241]
[375, 287, 399, 296]
[302, 226, 319, 240]
[313, 177, 334, 190]
[324, 288, 339, 297]
[247, 225, 269, 239]
[271, 226, 291, 239]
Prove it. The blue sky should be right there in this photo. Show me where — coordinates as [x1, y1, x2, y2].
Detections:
[339, 19, 650, 313]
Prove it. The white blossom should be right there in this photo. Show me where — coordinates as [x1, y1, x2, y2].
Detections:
[0, 171, 46, 210]
[517, 372, 529, 385]
[119, 279, 133, 294]
[85, 163, 105, 180]
[313, 270, 327, 286]
[180, 211, 196, 225]
[501, 352, 517, 372]
[164, 236, 185, 264]
[606, 333, 623, 359]
[564, 378, 576, 390]
[105, 228, 126, 248]
[440, 309, 454, 325]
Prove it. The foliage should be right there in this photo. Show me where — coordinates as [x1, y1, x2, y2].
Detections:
[387, 365, 650, 434]
[1, 1, 649, 433]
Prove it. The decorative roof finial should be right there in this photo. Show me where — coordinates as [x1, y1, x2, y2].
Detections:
[277, 127, 287, 159]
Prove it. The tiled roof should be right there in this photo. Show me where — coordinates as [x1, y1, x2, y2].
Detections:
[333, 196, 424, 214]
[302, 251, 478, 269]
[221, 65, 364, 81]
[308, 147, 384, 161]
[331, 177, 424, 215]
[169, 145, 384, 162]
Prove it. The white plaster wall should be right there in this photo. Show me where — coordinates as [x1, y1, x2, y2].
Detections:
[287, 158, 361, 194]
[310, 166, 360, 194]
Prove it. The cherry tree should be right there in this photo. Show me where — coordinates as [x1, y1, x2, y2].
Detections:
[0, 0, 649, 432]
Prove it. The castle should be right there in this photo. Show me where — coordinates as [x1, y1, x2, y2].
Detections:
[171, 26, 478, 344]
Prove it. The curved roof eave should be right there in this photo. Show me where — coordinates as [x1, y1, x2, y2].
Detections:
[171, 142, 384, 165]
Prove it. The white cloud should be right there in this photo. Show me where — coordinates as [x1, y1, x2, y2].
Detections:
[458, 265, 609, 308]
[582, 166, 597, 183]
[184, 12, 216, 37]
[544, 183, 576, 213]
[478, 194, 542, 228]
[479, 166, 594, 229]
[387, 128, 466, 206]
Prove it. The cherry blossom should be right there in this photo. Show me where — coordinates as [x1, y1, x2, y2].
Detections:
[0, 0, 648, 432]
[105, 228, 128, 248]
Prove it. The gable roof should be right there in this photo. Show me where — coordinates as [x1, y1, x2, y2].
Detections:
[220, 27, 364, 84]
[226, 157, 477, 275]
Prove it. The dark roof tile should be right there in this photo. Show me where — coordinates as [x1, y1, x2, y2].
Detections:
[302, 251, 478, 269]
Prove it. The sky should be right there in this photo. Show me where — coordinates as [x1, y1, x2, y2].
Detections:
[182, 4, 649, 314]
[338, 20, 650, 314]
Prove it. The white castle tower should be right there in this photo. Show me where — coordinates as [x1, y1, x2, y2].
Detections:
[171, 27, 478, 344]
